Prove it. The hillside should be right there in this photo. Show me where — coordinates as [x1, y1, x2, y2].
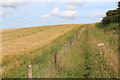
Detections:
[2, 23, 118, 78]
[31, 23, 118, 78]
[2, 24, 81, 56]
[2, 24, 83, 78]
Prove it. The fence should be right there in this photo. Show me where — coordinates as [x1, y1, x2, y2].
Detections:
[14, 24, 118, 78]
[14, 25, 85, 79]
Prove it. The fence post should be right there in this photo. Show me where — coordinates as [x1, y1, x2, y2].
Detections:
[79, 30, 81, 38]
[54, 50, 57, 72]
[28, 64, 32, 79]
[65, 43, 67, 55]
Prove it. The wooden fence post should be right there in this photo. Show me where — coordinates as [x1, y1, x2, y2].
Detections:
[65, 43, 67, 55]
[28, 64, 32, 79]
[54, 50, 57, 72]
[79, 30, 81, 38]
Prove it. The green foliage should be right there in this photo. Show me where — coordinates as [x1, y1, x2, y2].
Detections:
[106, 10, 117, 16]
[118, 1, 120, 8]
[95, 23, 118, 32]
[102, 1, 120, 25]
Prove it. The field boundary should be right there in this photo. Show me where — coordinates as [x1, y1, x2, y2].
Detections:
[14, 25, 85, 78]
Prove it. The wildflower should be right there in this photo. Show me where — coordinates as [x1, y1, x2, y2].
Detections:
[100, 52, 104, 55]
[96, 53, 99, 56]
[97, 43, 104, 46]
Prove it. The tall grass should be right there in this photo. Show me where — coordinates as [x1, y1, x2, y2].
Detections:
[2, 25, 83, 78]
[31, 23, 118, 78]
[54, 23, 118, 78]
[2, 23, 118, 78]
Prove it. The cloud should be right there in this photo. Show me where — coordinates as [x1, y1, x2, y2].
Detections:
[0, 0, 31, 9]
[51, 8, 59, 15]
[42, 4, 79, 19]
[58, 10, 78, 18]
[89, 12, 105, 18]
[42, 7, 78, 19]
[42, 0, 85, 19]
[51, 7, 78, 18]
[0, 0, 31, 17]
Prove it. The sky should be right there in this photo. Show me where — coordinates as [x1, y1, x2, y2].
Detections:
[0, 0, 119, 29]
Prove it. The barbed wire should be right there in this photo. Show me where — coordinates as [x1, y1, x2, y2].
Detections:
[32, 25, 85, 78]
[33, 66, 47, 78]
[33, 58, 55, 78]
[14, 25, 84, 78]
[33, 53, 55, 68]
[15, 46, 65, 78]
[15, 70, 28, 78]
[15, 52, 56, 78]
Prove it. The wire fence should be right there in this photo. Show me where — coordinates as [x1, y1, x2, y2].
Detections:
[14, 25, 118, 78]
[14, 25, 85, 78]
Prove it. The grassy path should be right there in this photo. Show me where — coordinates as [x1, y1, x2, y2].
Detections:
[43, 24, 118, 78]
[2, 23, 118, 78]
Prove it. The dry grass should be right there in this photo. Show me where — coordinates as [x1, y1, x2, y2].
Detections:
[2, 23, 118, 78]
[89, 23, 118, 77]
[33, 23, 118, 78]
[2, 24, 83, 78]
[2, 24, 80, 56]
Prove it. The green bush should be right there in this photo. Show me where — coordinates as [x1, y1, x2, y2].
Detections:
[101, 1, 120, 25]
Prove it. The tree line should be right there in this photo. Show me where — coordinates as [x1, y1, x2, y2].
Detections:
[102, 1, 120, 25]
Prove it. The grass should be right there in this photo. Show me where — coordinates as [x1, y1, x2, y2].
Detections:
[55, 23, 118, 78]
[2, 23, 118, 78]
[32, 23, 118, 78]
[2, 24, 80, 56]
[2, 24, 83, 78]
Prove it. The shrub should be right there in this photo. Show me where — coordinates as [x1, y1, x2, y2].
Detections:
[101, 1, 120, 25]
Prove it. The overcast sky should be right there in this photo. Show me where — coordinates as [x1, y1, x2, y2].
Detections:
[0, 0, 119, 29]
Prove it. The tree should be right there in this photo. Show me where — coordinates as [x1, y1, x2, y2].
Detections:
[118, 1, 120, 8]
[102, 1, 120, 24]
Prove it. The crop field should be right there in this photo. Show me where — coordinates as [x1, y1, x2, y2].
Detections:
[2, 23, 118, 78]
[2, 24, 80, 56]
[2, 24, 83, 78]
